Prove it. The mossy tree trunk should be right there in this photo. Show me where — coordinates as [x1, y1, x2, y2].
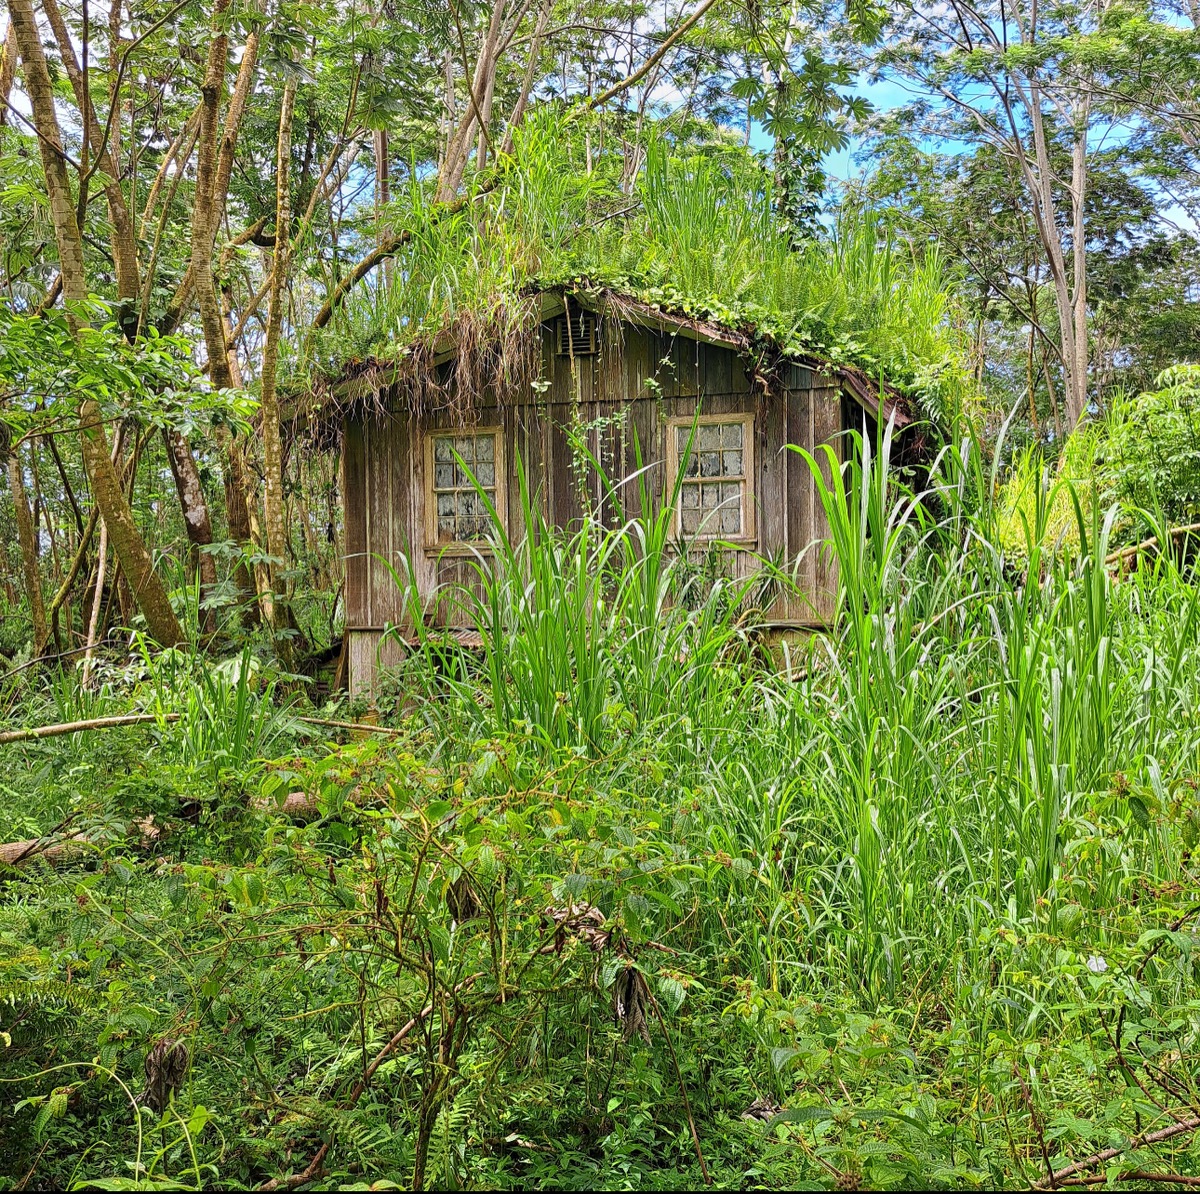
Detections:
[5, 440, 49, 656]
[164, 428, 218, 634]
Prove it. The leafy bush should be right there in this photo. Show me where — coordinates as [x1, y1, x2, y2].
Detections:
[995, 423, 1103, 565]
[1102, 364, 1200, 522]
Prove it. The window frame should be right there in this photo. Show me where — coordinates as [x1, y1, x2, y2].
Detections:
[664, 412, 757, 544]
[422, 424, 507, 555]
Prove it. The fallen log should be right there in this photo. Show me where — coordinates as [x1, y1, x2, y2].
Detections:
[0, 711, 394, 867]
[0, 832, 93, 868]
[0, 713, 181, 744]
[296, 716, 403, 737]
[1106, 522, 1200, 568]
[0, 712, 401, 747]
[0, 789, 350, 868]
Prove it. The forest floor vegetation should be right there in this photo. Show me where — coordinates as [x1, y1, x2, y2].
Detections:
[2, 434, 1200, 1191]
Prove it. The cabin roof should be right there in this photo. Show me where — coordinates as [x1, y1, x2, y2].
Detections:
[306, 285, 916, 437]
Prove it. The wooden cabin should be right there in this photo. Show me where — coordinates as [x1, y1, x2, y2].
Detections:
[338, 289, 913, 694]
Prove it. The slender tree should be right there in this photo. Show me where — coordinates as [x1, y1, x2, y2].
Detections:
[9, 0, 184, 646]
[259, 74, 304, 651]
[3, 433, 49, 656]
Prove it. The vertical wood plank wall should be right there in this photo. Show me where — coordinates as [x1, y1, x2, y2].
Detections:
[343, 323, 846, 692]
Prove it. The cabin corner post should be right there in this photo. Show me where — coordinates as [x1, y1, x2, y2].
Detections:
[342, 413, 373, 694]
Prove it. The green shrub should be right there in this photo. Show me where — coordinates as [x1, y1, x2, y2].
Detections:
[1102, 364, 1200, 522]
[995, 423, 1103, 565]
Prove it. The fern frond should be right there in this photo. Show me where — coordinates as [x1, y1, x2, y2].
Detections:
[0, 979, 104, 1012]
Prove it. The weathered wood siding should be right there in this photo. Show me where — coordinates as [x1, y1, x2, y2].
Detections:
[344, 321, 845, 692]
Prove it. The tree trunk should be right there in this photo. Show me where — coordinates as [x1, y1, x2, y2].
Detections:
[181, 7, 261, 622]
[189, 0, 234, 390]
[1067, 102, 1090, 428]
[499, 0, 551, 156]
[81, 517, 108, 685]
[214, 30, 259, 233]
[39, 0, 141, 307]
[215, 284, 262, 621]
[260, 75, 305, 654]
[373, 127, 392, 285]
[81, 416, 183, 643]
[1017, 75, 1089, 434]
[163, 428, 218, 634]
[0, 20, 16, 124]
[9, 0, 87, 306]
[5, 443, 49, 656]
[437, 0, 507, 201]
[245, 493, 275, 624]
[10, 0, 184, 647]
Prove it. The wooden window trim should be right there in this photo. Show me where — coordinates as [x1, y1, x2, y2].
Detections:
[664, 412, 757, 545]
[422, 424, 507, 555]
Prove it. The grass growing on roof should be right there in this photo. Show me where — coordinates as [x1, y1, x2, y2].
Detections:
[315, 116, 976, 424]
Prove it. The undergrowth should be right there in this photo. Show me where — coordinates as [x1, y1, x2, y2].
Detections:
[2, 427, 1199, 1190]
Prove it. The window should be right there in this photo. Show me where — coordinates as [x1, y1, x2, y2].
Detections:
[666, 414, 755, 541]
[424, 427, 505, 549]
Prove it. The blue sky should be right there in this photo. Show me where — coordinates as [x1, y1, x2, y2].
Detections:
[744, 75, 937, 183]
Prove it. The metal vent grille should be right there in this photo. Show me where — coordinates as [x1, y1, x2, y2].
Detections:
[556, 311, 598, 356]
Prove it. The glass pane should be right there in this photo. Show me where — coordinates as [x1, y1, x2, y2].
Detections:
[681, 484, 699, 509]
[437, 493, 455, 518]
[723, 450, 742, 477]
[476, 461, 495, 487]
[434, 437, 453, 462]
[722, 481, 742, 505]
[701, 483, 718, 509]
[699, 424, 720, 450]
[700, 451, 720, 477]
[723, 422, 743, 449]
[683, 450, 699, 478]
[720, 505, 741, 535]
[456, 491, 474, 517]
[454, 436, 472, 461]
[434, 463, 454, 489]
[677, 426, 691, 453]
[681, 508, 700, 534]
[454, 463, 471, 487]
[438, 514, 456, 538]
[475, 435, 494, 462]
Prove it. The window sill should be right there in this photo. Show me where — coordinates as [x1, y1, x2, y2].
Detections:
[676, 536, 758, 549]
[424, 543, 497, 557]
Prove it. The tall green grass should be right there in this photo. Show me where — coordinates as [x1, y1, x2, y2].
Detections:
[393, 422, 1199, 1020]
[391, 438, 757, 753]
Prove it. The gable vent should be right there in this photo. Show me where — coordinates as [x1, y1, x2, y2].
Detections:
[556, 310, 598, 356]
